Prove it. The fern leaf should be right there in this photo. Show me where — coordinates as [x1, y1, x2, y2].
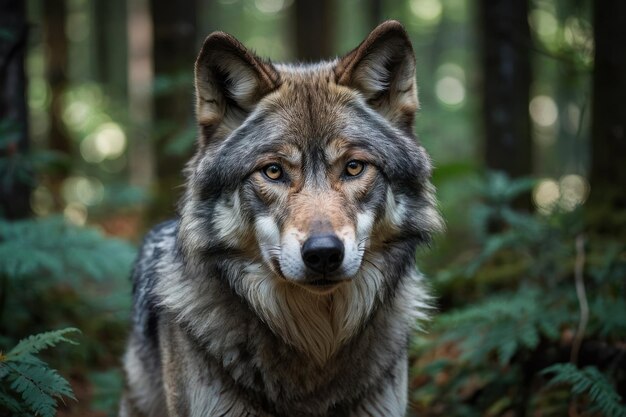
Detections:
[0, 385, 28, 415]
[6, 328, 80, 361]
[543, 363, 626, 417]
[6, 362, 75, 417]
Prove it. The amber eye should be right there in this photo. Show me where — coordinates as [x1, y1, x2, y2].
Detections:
[345, 160, 365, 177]
[263, 164, 283, 181]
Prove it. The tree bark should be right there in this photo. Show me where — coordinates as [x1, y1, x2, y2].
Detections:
[480, 0, 532, 182]
[0, 0, 30, 219]
[293, 0, 334, 61]
[589, 0, 626, 233]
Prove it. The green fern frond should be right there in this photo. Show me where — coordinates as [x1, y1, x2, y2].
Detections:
[435, 288, 573, 365]
[0, 329, 79, 417]
[0, 217, 136, 284]
[6, 362, 75, 416]
[543, 363, 626, 417]
[476, 171, 537, 204]
[0, 386, 27, 415]
[5, 328, 80, 361]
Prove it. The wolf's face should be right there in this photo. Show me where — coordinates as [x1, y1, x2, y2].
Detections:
[177, 21, 442, 363]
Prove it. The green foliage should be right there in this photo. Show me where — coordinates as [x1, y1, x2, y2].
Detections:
[543, 364, 626, 417]
[0, 216, 135, 413]
[0, 217, 135, 285]
[88, 369, 125, 416]
[411, 172, 626, 416]
[0, 120, 67, 196]
[0, 328, 79, 417]
[433, 288, 569, 366]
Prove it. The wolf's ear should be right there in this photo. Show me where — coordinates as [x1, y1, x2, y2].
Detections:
[195, 32, 280, 141]
[335, 20, 418, 133]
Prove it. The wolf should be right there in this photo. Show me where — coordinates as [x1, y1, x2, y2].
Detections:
[119, 20, 442, 417]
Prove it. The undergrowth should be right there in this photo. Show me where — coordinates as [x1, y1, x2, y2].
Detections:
[410, 172, 626, 417]
[0, 217, 135, 416]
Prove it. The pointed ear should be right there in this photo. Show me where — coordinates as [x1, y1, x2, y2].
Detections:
[194, 32, 280, 142]
[335, 20, 418, 133]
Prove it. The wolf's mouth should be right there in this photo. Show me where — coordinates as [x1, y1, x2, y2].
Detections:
[307, 278, 337, 287]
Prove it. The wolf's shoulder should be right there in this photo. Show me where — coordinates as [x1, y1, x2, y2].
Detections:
[132, 218, 178, 291]
[138, 219, 178, 259]
[130, 219, 178, 335]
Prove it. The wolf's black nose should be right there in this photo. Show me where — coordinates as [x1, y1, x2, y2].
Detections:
[301, 235, 344, 274]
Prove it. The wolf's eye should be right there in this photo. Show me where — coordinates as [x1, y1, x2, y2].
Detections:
[263, 164, 283, 181]
[345, 160, 365, 177]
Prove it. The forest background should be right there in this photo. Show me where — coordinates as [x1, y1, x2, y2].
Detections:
[0, 0, 625, 416]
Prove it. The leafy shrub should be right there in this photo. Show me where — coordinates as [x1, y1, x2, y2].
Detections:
[410, 172, 626, 417]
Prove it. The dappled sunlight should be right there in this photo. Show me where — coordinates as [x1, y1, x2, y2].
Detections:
[63, 201, 88, 226]
[529, 95, 558, 127]
[80, 122, 127, 163]
[254, 0, 288, 14]
[62, 176, 105, 207]
[409, 0, 442, 24]
[559, 174, 589, 211]
[435, 63, 466, 108]
[533, 174, 590, 214]
[436, 76, 465, 107]
[529, 8, 558, 42]
[533, 178, 560, 214]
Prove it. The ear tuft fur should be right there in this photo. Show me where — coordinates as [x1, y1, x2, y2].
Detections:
[335, 20, 418, 133]
[194, 32, 280, 143]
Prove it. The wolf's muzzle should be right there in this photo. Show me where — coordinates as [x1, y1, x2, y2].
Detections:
[301, 234, 344, 274]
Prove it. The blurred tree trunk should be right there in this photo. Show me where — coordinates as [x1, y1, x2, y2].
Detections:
[42, 0, 70, 157]
[150, 0, 198, 220]
[94, 0, 128, 100]
[127, 0, 155, 190]
[480, 0, 531, 183]
[293, 0, 334, 60]
[0, 0, 30, 219]
[588, 0, 626, 233]
[367, 0, 383, 29]
[42, 0, 71, 212]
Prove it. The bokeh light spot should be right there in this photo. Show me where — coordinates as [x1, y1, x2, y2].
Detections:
[435, 76, 465, 107]
[63, 101, 90, 128]
[62, 176, 105, 206]
[255, 0, 285, 14]
[529, 95, 558, 127]
[533, 179, 560, 215]
[94, 123, 126, 159]
[410, 0, 443, 23]
[81, 122, 126, 163]
[533, 175, 589, 214]
[64, 202, 88, 226]
[529, 9, 558, 41]
[559, 174, 589, 211]
[31, 186, 54, 216]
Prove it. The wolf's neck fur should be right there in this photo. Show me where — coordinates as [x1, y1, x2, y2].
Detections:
[234, 261, 384, 365]
[155, 242, 429, 367]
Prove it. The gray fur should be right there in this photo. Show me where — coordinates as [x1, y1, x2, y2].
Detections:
[120, 21, 442, 417]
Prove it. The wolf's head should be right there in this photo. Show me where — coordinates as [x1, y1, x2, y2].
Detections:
[177, 21, 442, 363]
